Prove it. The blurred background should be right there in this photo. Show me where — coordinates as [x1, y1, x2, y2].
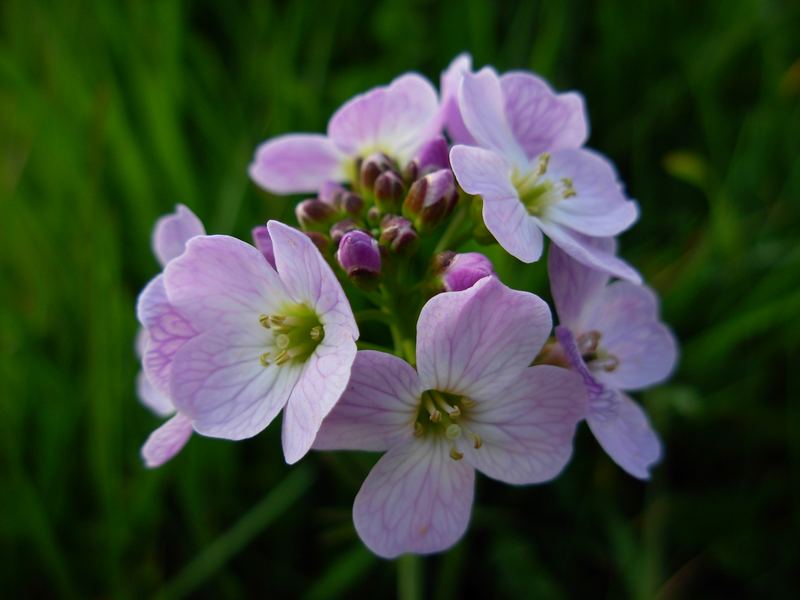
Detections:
[2, 0, 799, 597]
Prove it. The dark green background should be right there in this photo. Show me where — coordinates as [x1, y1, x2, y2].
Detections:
[2, 0, 799, 597]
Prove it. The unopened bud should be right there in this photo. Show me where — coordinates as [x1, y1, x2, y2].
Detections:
[379, 215, 419, 256]
[330, 218, 358, 245]
[337, 192, 364, 217]
[374, 171, 405, 212]
[251, 225, 276, 268]
[295, 199, 336, 231]
[360, 152, 396, 190]
[337, 230, 381, 284]
[436, 251, 495, 292]
[403, 168, 459, 232]
[366, 206, 381, 227]
[413, 135, 450, 175]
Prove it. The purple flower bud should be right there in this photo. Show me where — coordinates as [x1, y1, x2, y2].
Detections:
[438, 251, 495, 292]
[379, 215, 419, 255]
[337, 191, 364, 217]
[366, 206, 381, 226]
[330, 218, 358, 245]
[360, 152, 396, 190]
[414, 135, 450, 174]
[374, 171, 405, 211]
[295, 199, 336, 231]
[337, 230, 382, 284]
[251, 225, 276, 268]
[403, 168, 459, 232]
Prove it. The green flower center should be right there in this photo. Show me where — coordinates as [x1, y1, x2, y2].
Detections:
[257, 303, 324, 367]
[512, 152, 577, 217]
[415, 390, 482, 461]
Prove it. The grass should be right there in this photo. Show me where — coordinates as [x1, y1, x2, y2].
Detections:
[1, 0, 799, 597]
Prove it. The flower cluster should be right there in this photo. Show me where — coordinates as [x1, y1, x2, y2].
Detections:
[136, 54, 677, 558]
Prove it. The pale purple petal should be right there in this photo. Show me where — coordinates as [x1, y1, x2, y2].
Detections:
[462, 366, 585, 484]
[548, 238, 614, 328]
[587, 390, 661, 479]
[152, 204, 206, 267]
[544, 149, 639, 236]
[267, 221, 358, 337]
[555, 325, 606, 399]
[416, 277, 551, 398]
[449, 145, 516, 199]
[483, 192, 544, 263]
[328, 74, 440, 164]
[281, 325, 358, 464]
[414, 135, 451, 172]
[439, 53, 474, 144]
[137, 370, 175, 417]
[141, 413, 193, 468]
[353, 438, 474, 558]
[458, 68, 527, 169]
[164, 235, 290, 331]
[500, 72, 588, 159]
[583, 282, 678, 390]
[137, 275, 198, 396]
[535, 219, 642, 284]
[313, 350, 421, 452]
[169, 324, 303, 440]
[249, 134, 347, 194]
[251, 225, 276, 268]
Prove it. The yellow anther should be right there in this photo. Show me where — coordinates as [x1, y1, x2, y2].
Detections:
[259, 352, 271, 367]
[467, 431, 482, 449]
[424, 396, 442, 422]
[445, 424, 462, 440]
[449, 447, 464, 461]
[274, 350, 290, 365]
[448, 406, 461, 418]
[309, 326, 322, 341]
[429, 410, 441, 423]
[259, 314, 271, 328]
[532, 152, 550, 178]
[560, 177, 577, 198]
[414, 422, 425, 437]
[461, 398, 476, 409]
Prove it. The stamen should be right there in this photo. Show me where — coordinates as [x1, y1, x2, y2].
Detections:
[274, 350, 290, 365]
[449, 446, 464, 461]
[259, 314, 271, 329]
[560, 177, 576, 198]
[465, 429, 482, 449]
[433, 394, 460, 418]
[460, 398, 476, 409]
[445, 424, 462, 440]
[309, 326, 322, 341]
[578, 331, 601, 355]
[414, 422, 425, 437]
[532, 152, 551, 179]
[424, 396, 442, 422]
[259, 352, 271, 367]
[593, 355, 620, 372]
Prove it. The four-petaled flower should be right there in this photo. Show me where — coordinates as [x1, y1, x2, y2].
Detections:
[450, 68, 641, 282]
[548, 239, 678, 478]
[314, 277, 584, 557]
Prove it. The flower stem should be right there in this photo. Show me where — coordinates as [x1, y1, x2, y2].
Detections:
[434, 199, 470, 254]
[397, 554, 422, 600]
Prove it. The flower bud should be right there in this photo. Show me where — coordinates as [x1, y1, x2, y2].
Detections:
[436, 251, 495, 292]
[360, 152, 396, 190]
[403, 168, 459, 232]
[337, 191, 364, 217]
[336, 230, 381, 284]
[379, 215, 419, 256]
[295, 199, 336, 231]
[413, 135, 450, 175]
[330, 218, 358, 245]
[251, 225, 276, 268]
[373, 171, 405, 212]
[366, 206, 381, 227]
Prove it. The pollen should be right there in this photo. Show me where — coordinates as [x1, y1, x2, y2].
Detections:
[256, 304, 324, 367]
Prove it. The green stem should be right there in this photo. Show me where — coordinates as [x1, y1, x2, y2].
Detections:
[397, 554, 422, 600]
[354, 309, 393, 325]
[434, 200, 469, 254]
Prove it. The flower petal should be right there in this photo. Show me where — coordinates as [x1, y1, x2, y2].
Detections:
[416, 277, 551, 398]
[458, 68, 527, 169]
[281, 324, 358, 464]
[500, 72, 588, 159]
[137, 275, 198, 396]
[313, 350, 421, 452]
[544, 149, 639, 236]
[137, 370, 175, 417]
[587, 390, 661, 479]
[267, 221, 358, 337]
[152, 204, 206, 267]
[141, 413, 193, 468]
[328, 74, 439, 164]
[534, 219, 642, 284]
[462, 365, 585, 484]
[164, 235, 290, 331]
[169, 324, 303, 440]
[248, 134, 347, 194]
[251, 225, 276, 268]
[583, 282, 678, 390]
[353, 438, 475, 558]
[439, 53, 474, 144]
[548, 238, 614, 328]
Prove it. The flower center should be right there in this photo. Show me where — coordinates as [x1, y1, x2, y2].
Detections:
[512, 152, 577, 217]
[257, 303, 324, 367]
[415, 390, 482, 461]
[577, 330, 619, 373]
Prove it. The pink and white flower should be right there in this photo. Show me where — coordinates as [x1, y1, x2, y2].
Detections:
[449, 68, 641, 282]
[249, 74, 440, 194]
[314, 277, 584, 557]
[155, 221, 359, 464]
[548, 239, 678, 479]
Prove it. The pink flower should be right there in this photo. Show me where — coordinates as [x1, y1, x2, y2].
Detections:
[438, 52, 474, 145]
[548, 239, 678, 478]
[136, 205, 205, 468]
[249, 74, 440, 194]
[153, 221, 359, 464]
[314, 277, 584, 557]
[449, 68, 641, 282]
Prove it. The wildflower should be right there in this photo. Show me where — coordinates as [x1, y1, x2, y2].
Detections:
[403, 168, 459, 232]
[548, 239, 678, 478]
[336, 230, 382, 283]
[438, 53, 474, 145]
[249, 75, 439, 194]
[379, 215, 419, 255]
[437, 251, 495, 292]
[155, 220, 358, 464]
[449, 68, 640, 282]
[314, 277, 584, 557]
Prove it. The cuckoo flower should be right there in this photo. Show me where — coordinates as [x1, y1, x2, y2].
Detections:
[449, 68, 641, 282]
[160, 221, 358, 464]
[137, 204, 205, 468]
[548, 239, 678, 479]
[249, 74, 439, 194]
[314, 277, 584, 557]
[438, 52, 474, 145]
